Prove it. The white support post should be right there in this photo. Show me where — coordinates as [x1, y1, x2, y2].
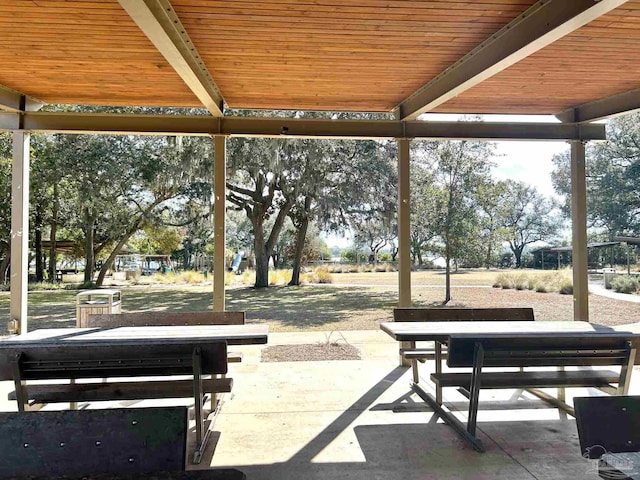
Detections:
[398, 138, 412, 307]
[213, 135, 226, 312]
[397, 138, 412, 365]
[570, 140, 589, 321]
[10, 131, 30, 334]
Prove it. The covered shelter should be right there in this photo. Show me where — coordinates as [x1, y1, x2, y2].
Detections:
[532, 241, 622, 270]
[2, 0, 640, 335]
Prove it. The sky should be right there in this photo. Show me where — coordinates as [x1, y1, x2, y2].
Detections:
[324, 114, 572, 249]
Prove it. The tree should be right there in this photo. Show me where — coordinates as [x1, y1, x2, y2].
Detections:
[416, 139, 495, 303]
[47, 133, 213, 285]
[499, 180, 562, 268]
[552, 113, 640, 236]
[226, 136, 297, 288]
[409, 157, 440, 266]
[0, 133, 11, 283]
[475, 181, 509, 268]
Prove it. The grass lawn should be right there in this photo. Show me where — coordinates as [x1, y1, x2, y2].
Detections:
[1, 269, 639, 336]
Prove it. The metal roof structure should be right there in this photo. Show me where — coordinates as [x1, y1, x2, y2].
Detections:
[548, 242, 621, 253]
[4, 0, 640, 332]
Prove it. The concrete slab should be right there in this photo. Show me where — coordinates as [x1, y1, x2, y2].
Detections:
[2, 329, 635, 479]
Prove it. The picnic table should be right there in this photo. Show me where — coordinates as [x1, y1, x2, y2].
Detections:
[0, 324, 268, 463]
[381, 320, 640, 451]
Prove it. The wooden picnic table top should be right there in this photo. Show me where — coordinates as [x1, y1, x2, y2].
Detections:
[0, 324, 269, 347]
[380, 320, 636, 343]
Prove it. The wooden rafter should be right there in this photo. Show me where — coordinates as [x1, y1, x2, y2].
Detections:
[556, 88, 640, 123]
[118, 0, 224, 116]
[397, 0, 629, 120]
[0, 84, 42, 113]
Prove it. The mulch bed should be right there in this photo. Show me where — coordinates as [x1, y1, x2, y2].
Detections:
[261, 343, 361, 362]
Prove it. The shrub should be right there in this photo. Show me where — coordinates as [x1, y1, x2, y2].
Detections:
[514, 273, 529, 290]
[611, 275, 640, 294]
[315, 266, 333, 284]
[535, 283, 549, 293]
[558, 277, 573, 295]
[268, 270, 292, 286]
[299, 266, 333, 284]
[177, 271, 206, 284]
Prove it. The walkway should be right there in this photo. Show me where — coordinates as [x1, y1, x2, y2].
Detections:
[589, 282, 640, 303]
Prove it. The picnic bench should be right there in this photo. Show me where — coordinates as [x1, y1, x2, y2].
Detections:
[85, 312, 247, 415]
[0, 406, 246, 479]
[380, 319, 639, 452]
[575, 395, 640, 479]
[429, 333, 637, 451]
[394, 308, 534, 382]
[0, 324, 268, 463]
[87, 311, 246, 364]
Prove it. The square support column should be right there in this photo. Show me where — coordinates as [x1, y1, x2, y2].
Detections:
[397, 138, 412, 307]
[570, 140, 589, 321]
[397, 139, 412, 366]
[213, 135, 227, 312]
[10, 131, 30, 334]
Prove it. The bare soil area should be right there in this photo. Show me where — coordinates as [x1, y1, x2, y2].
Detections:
[2, 270, 639, 336]
[261, 343, 361, 362]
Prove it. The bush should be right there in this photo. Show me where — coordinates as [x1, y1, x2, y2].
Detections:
[176, 271, 204, 284]
[558, 277, 573, 295]
[269, 270, 292, 286]
[493, 272, 511, 289]
[493, 270, 572, 295]
[300, 266, 333, 284]
[315, 266, 333, 284]
[611, 275, 640, 294]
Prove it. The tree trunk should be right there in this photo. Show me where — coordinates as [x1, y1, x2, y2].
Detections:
[48, 185, 58, 282]
[34, 207, 44, 282]
[0, 249, 10, 284]
[254, 196, 295, 289]
[83, 207, 95, 284]
[289, 197, 312, 286]
[96, 224, 141, 286]
[513, 247, 524, 268]
[444, 243, 451, 304]
[183, 242, 190, 270]
[253, 215, 269, 288]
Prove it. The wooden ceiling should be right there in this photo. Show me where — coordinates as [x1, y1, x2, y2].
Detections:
[0, 0, 198, 106]
[171, 0, 537, 111]
[441, 1, 640, 114]
[1, 0, 639, 116]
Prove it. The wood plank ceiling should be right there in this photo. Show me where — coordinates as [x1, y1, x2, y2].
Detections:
[172, 0, 538, 111]
[1, 0, 639, 115]
[441, 0, 640, 114]
[0, 0, 198, 106]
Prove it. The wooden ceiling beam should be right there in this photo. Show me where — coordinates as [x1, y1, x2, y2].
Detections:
[396, 0, 629, 121]
[0, 111, 606, 142]
[117, 0, 224, 117]
[0, 85, 43, 113]
[556, 88, 640, 123]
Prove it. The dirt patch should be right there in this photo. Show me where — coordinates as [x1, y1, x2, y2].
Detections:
[261, 343, 361, 362]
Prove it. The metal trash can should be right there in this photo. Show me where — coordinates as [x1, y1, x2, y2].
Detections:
[603, 268, 616, 289]
[76, 289, 122, 327]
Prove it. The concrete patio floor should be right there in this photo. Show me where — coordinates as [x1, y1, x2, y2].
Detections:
[1, 329, 633, 479]
[194, 330, 621, 480]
